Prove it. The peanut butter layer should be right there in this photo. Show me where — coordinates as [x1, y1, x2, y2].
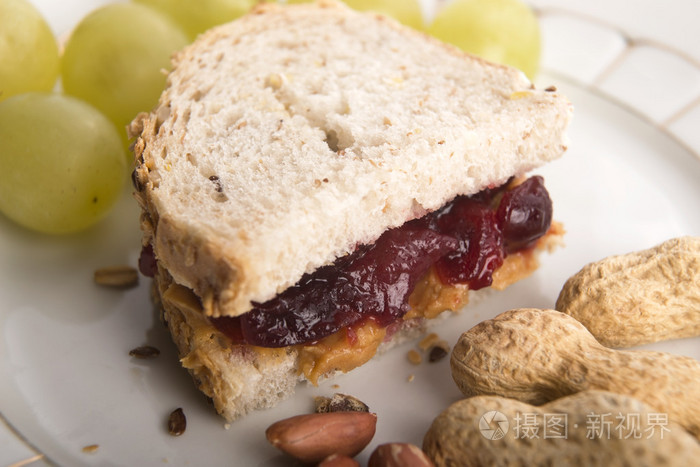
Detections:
[294, 224, 564, 383]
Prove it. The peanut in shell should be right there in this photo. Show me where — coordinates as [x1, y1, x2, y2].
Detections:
[423, 390, 700, 466]
[450, 308, 700, 439]
[555, 236, 700, 347]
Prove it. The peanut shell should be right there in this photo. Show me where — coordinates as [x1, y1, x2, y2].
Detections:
[423, 390, 700, 466]
[450, 308, 700, 438]
[556, 236, 700, 347]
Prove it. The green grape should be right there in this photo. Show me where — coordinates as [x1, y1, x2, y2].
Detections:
[286, 0, 424, 29]
[427, 0, 541, 80]
[0, 0, 59, 102]
[60, 3, 188, 144]
[134, 0, 257, 41]
[0, 93, 126, 234]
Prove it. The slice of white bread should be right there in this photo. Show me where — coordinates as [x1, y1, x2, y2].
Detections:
[131, 0, 572, 320]
[130, 0, 572, 421]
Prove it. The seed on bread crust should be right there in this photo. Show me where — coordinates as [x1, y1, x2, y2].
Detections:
[208, 175, 224, 193]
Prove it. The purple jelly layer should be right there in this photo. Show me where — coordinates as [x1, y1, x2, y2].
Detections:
[139, 176, 553, 348]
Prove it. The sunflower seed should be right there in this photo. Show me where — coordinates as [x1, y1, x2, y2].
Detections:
[315, 393, 369, 413]
[168, 408, 186, 436]
[129, 345, 160, 359]
[94, 265, 138, 288]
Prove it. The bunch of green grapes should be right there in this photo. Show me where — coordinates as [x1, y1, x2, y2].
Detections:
[427, 0, 541, 80]
[61, 3, 188, 144]
[0, 93, 126, 234]
[134, 0, 256, 41]
[286, 0, 424, 29]
[0, 0, 59, 101]
[1, 0, 257, 235]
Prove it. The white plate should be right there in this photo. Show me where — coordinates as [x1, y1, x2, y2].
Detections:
[2, 2, 699, 466]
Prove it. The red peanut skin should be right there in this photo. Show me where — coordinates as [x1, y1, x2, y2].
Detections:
[319, 453, 361, 467]
[369, 443, 435, 467]
[265, 411, 377, 463]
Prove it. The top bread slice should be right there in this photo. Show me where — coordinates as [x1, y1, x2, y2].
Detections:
[131, 0, 572, 318]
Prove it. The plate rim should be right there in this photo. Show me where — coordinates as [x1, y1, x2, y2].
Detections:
[3, 4, 700, 467]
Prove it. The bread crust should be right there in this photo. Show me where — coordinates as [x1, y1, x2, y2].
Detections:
[131, 0, 572, 319]
[155, 266, 429, 421]
[156, 272, 300, 420]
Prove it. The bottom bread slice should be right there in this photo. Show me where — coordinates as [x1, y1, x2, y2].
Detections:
[155, 227, 563, 421]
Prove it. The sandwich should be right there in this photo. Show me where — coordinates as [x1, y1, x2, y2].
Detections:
[130, 0, 572, 421]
